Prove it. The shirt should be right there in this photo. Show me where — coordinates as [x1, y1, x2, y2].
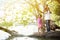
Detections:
[44, 11, 50, 20]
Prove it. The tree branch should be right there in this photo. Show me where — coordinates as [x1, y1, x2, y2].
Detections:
[0, 27, 17, 35]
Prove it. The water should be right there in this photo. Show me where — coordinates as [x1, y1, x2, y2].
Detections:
[10, 37, 38, 40]
[0, 30, 10, 40]
[0, 25, 38, 40]
[0, 30, 59, 40]
[0, 25, 60, 40]
[9, 24, 38, 35]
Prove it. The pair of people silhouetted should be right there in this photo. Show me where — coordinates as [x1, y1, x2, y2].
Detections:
[37, 5, 51, 33]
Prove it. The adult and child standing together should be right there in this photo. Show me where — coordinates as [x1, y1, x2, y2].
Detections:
[37, 5, 51, 33]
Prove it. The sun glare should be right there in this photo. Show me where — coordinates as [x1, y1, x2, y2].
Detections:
[0, 0, 38, 35]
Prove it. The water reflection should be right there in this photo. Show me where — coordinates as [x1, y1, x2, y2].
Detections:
[8, 36, 60, 40]
[12, 37, 38, 40]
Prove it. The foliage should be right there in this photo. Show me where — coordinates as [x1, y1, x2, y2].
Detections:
[47, 0, 60, 26]
[0, 21, 13, 27]
[0, 0, 60, 27]
[48, 0, 60, 15]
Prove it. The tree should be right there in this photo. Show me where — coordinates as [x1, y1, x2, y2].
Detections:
[0, 0, 60, 28]
[48, 0, 60, 26]
[0, 0, 60, 39]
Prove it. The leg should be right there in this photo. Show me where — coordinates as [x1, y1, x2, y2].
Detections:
[46, 20, 50, 32]
[38, 28, 40, 33]
[38, 27, 42, 35]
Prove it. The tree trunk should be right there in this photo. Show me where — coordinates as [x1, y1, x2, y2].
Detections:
[0, 27, 16, 35]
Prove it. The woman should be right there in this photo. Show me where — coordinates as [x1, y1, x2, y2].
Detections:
[44, 5, 51, 32]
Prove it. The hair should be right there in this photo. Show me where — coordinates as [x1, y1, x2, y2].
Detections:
[44, 5, 49, 12]
[38, 14, 42, 18]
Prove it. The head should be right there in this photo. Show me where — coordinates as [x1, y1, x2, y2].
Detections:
[44, 4, 49, 12]
[38, 15, 42, 18]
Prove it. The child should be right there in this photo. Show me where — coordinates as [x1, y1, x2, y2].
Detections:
[37, 15, 43, 33]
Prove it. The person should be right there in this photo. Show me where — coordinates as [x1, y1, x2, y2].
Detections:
[44, 5, 51, 32]
[37, 15, 43, 33]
